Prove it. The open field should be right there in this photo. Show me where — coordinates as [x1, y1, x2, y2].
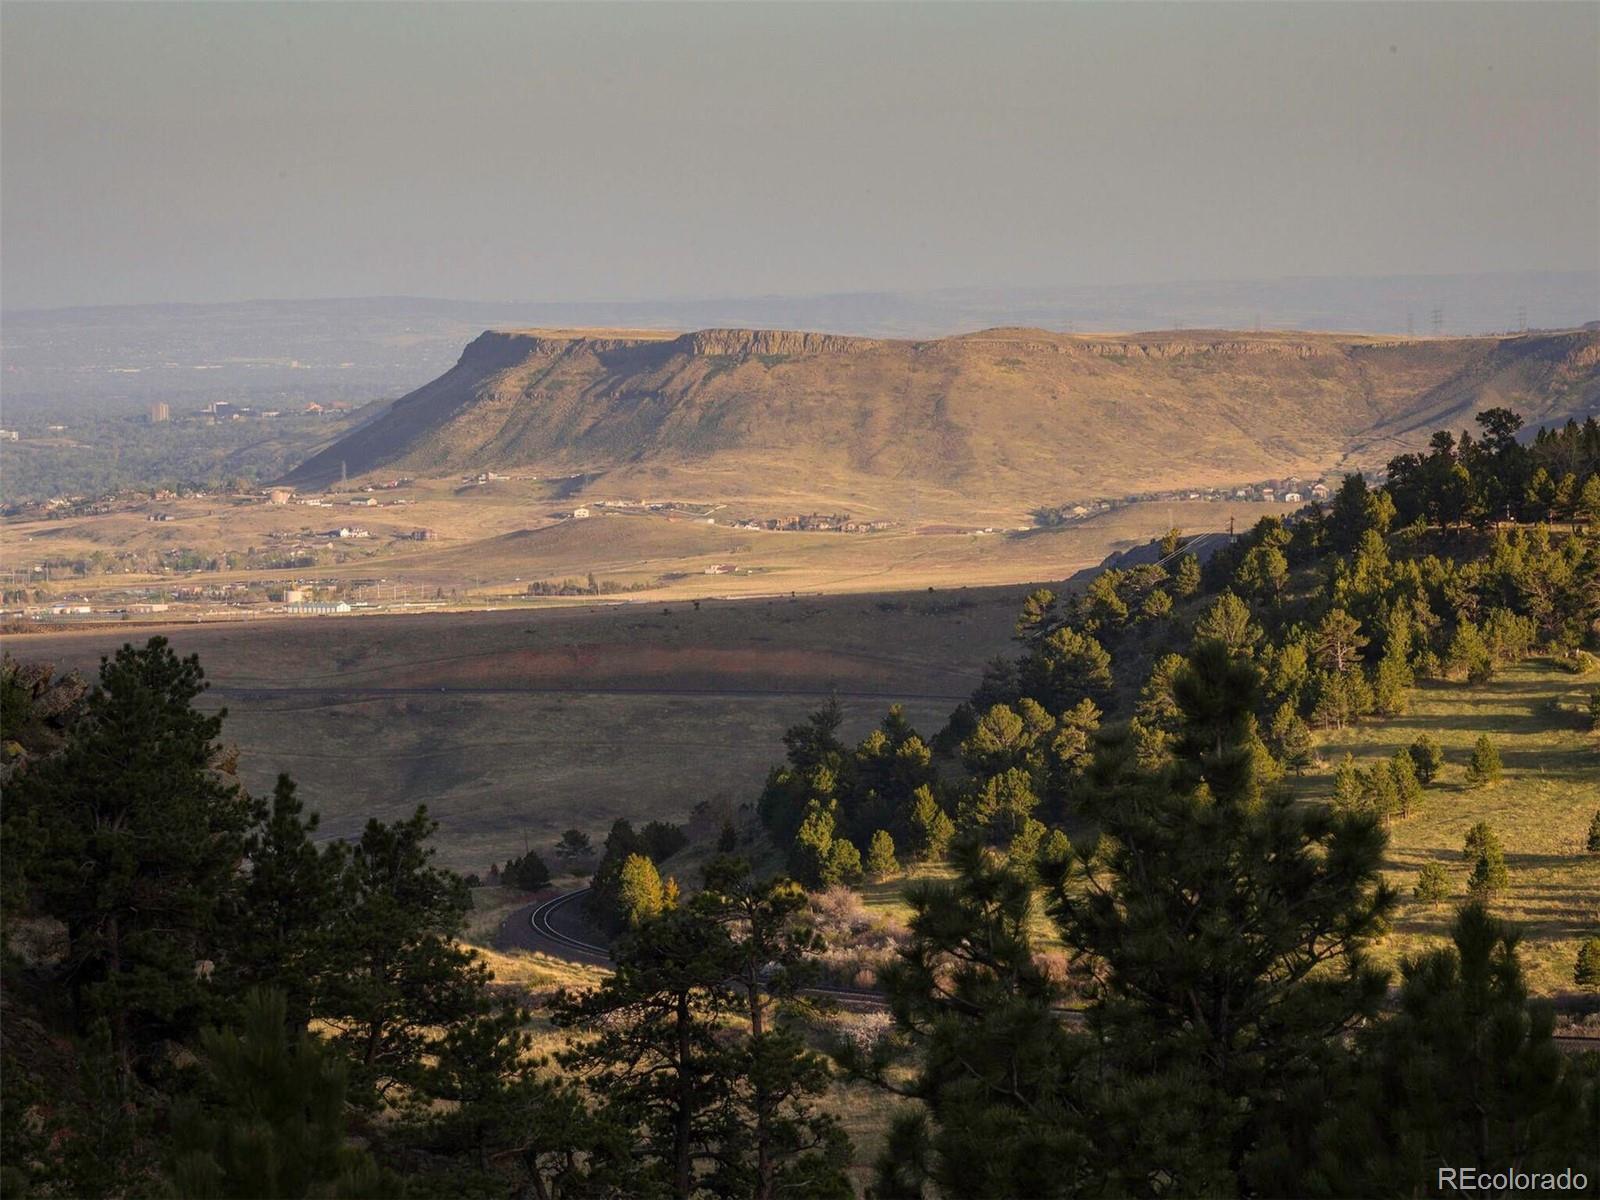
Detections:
[1304, 660, 1600, 995]
[2, 588, 1033, 872]
[4, 484, 1299, 606]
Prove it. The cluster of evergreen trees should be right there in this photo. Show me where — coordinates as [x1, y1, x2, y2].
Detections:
[0, 641, 844, 1199]
[1385, 410, 1600, 531]
[843, 637, 1598, 1197]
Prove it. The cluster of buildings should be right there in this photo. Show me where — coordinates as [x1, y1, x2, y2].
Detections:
[732, 513, 891, 533]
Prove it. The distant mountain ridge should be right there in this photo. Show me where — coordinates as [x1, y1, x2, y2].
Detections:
[283, 325, 1600, 519]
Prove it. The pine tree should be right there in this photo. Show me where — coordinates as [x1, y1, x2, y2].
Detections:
[1280, 716, 1315, 776]
[222, 774, 342, 1034]
[866, 830, 900, 880]
[1193, 591, 1262, 658]
[1172, 553, 1202, 598]
[1311, 608, 1369, 675]
[908, 786, 955, 861]
[1048, 639, 1396, 1192]
[556, 887, 854, 1200]
[1576, 938, 1600, 988]
[555, 828, 594, 862]
[1462, 820, 1500, 863]
[8, 637, 252, 1071]
[1019, 626, 1113, 714]
[960, 767, 1040, 850]
[1389, 750, 1422, 818]
[503, 849, 552, 891]
[1408, 732, 1445, 784]
[1445, 621, 1493, 682]
[317, 806, 489, 1102]
[824, 836, 864, 887]
[1371, 650, 1411, 716]
[1364, 762, 1399, 822]
[697, 857, 854, 1199]
[1413, 862, 1450, 905]
[1467, 842, 1509, 899]
[869, 839, 1103, 1198]
[555, 907, 739, 1199]
[1465, 733, 1502, 788]
[1317, 905, 1597, 1194]
[166, 989, 395, 1199]
[1331, 753, 1364, 812]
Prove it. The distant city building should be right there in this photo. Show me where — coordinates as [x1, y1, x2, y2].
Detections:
[281, 588, 307, 604]
[148, 403, 170, 423]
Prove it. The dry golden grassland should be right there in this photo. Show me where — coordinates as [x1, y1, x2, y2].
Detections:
[6, 484, 1299, 603]
[3, 588, 1029, 871]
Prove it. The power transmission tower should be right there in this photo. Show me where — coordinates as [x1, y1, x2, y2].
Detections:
[1516, 306, 1527, 333]
[1406, 310, 1415, 336]
[340, 460, 348, 486]
[1430, 307, 1444, 336]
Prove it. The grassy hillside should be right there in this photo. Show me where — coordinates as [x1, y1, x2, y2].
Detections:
[1305, 659, 1600, 996]
[284, 326, 1600, 524]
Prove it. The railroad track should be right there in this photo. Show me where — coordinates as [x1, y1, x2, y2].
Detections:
[526, 887, 613, 962]
[513, 889, 1600, 1049]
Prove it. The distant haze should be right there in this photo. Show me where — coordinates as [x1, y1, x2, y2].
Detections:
[2, 2, 1597, 312]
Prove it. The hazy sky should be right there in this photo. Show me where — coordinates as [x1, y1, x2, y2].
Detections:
[3, 2, 1596, 311]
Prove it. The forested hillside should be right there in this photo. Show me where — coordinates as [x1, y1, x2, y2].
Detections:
[3, 410, 1598, 1198]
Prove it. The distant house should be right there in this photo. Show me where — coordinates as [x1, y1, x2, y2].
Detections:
[285, 601, 351, 615]
[350, 496, 376, 507]
[1261, 489, 1276, 502]
[1283, 492, 1303, 503]
[1310, 483, 1331, 500]
[268, 487, 294, 505]
[571, 507, 591, 519]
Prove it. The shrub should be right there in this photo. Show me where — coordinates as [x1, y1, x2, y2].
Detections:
[1586, 810, 1600, 854]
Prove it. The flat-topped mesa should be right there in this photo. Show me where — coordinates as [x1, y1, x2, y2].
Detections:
[282, 323, 1599, 491]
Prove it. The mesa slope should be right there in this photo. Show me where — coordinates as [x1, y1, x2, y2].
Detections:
[286, 326, 1600, 521]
